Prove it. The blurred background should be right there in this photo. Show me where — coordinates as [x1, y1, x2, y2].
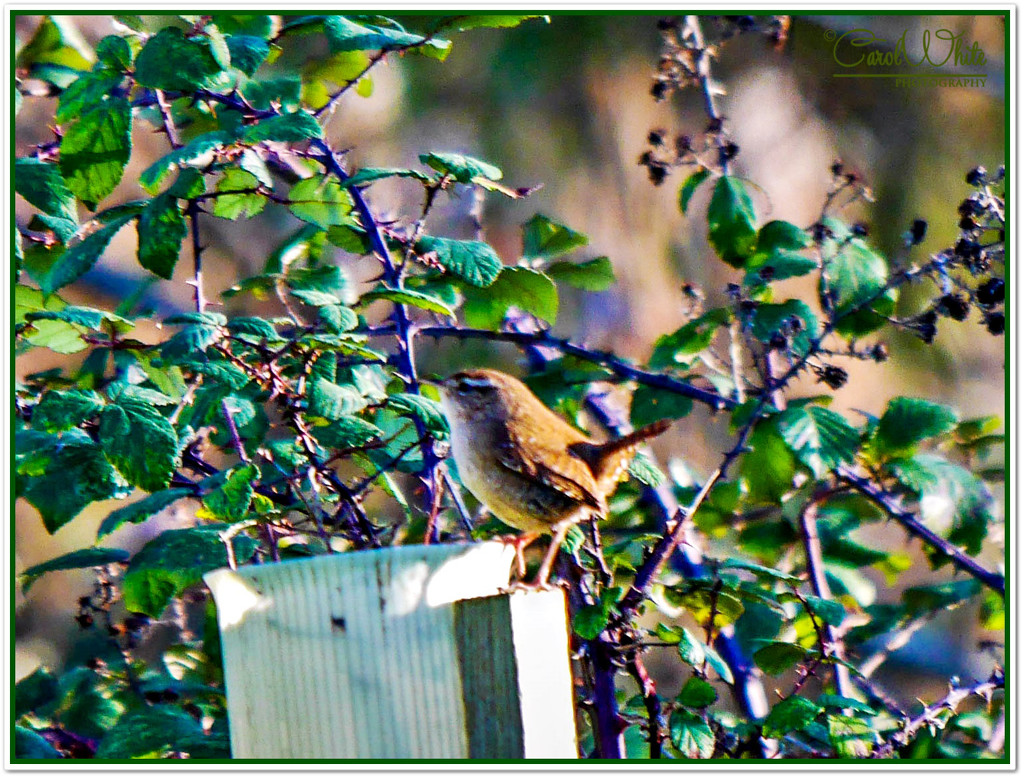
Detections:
[14, 13, 1006, 710]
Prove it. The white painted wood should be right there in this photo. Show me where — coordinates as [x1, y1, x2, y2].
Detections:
[204, 541, 579, 759]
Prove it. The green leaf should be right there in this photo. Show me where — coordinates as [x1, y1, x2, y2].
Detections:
[97, 489, 194, 539]
[307, 378, 367, 420]
[137, 192, 186, 279]
[521, 214, 588, 259]
[98, 394, 179, 492]
[15, 667, 59, 717]
[756, 220, 812, 253]
[678, 676, 718, 708]
[300, 49, 372, 108]
[16, 285, 87, 354]
[545, 256, 615, 291]
[819, 694, 876, 715]
[95, 34, 133, 70]
[679, 167, 712, 214]
[827, 712, 874, 758]
[702, 642, 734, 684]
[461, 267, 558, 328]
[313, 416, 384, 449]
[36, 216, 132, 296]
[675, 627, 706, 667]
[226, 316, 281, 341]
[212, 168, 266, 219]
[416, 235, 502, 288]
[345, 167, 433, 187]
[15, 158, 78, 222]
[28, 213, 78, 244]
[288, 175, 353, 228]
[95, 706, 204, 759]
[669, 710, 715, 758]
[361, 286, 456, 318]
[744, 250, 818, 286]
[875, 397, 959, 454]
[739, 424, 797, 505]
[55, 69, 124, 123]
[226, 33, 269, 75]
[17, 16, 93, 75]
[433, 14, 549, 32]
[707, 176, 757, 267]
[649, 308, 730, 369]
[140, 131, 233, 195]
[902, 579, 981, 614]
[202, 464, 257, 521]
[14, 727, 62, 759]
[388, 393, 450, 439]
[324, 16, 450, 59]
[753, 641, 810, 675]
[630, 384, 692, 427]
[419, 151, 502, 184]
[822, 227, 895, 336]
[319, 304, 360, 333]
[763, 696, 824, 738]
[18, 547, 130, 593]
[242, 110, 323, 143]
[59, 98, 132, 208]
[134, 27, 225, 91]
[31, 389, 104, 431]
[122, 526, 258, 617]
[628, 451, 666, 487]
[777, 405, 860, 478]
[749, 300, 819, 358]
[804, 595, 846, 626]
[572, 603, 610, 639]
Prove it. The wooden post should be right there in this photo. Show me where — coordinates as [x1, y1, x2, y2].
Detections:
[204, 541, 578, 759]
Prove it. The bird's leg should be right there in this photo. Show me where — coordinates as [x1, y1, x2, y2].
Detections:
[500, 532, 539, 580]
[533, 521, 575, 588]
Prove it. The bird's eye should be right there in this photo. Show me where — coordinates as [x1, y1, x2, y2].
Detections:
[455, 377, 490, 394]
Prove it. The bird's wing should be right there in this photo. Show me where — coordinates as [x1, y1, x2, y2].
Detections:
[495, 433, 604, 512]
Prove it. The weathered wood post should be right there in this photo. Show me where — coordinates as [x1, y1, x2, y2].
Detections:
[204, 541, 578, 759]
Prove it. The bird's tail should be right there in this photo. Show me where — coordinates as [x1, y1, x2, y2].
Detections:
[570, 419, 672, 488]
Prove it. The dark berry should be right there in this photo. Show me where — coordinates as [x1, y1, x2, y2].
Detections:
[75, 613, 94, 629]
[938, 294, 970, 321]
[958, 197, 984, 216]
[811, 222, 832, 242]
[675, 134, 692, 155]
[844, 170, 861, 184]
[648, 162, 669, 186]
[787, 315, 805, 333]
[959, 215, 978, 231]
[739, 299, 759, 314]
[144, 690, 165, 704]
[966, 166, 987, 186]
[852, 222, 869, 237]
[830, 160, 844, 177]
[985, 311, 1004, 335]
[758, 265, 776, 281]
[726, 282, 742, 297]
[977, 278, 1004, 306]
[639, 150, 654, 166]
[722, 142, 740, 160]
[816, 364, 848, 390]
[707, 117, 724, 133]
[768, 332, 788, 350]
[648, 129, 666, 147]
[909, 219, 928, 245]
[656, 18, 675, 31]
[954, 238, 979, 258]
[651, 81, 669, 101]
[871, 343, 889, 362]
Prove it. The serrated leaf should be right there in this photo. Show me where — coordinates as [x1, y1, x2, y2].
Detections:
[434, 14, 548, 32]
[419, 151, 501, 184]
[36, 216, 132, 296]
[749, 300, 819, 358]
[628, 451, 665, 487]
[98, 395, 179, 492]
[669, 710, 715, 758]
[288, 175, 353, 228]
[804, 595, 845, 626]
[95, 34, 132, 70]
[202, 464, 257, 521]
[679, 167, 712, 214]
[55, 69, 124, 123]
[572, 603, 610, 640]
[707, 175, 757, 267]
[32, 389, 104, 432]
[461, 266, 558, 328]
[212, 168, 266, 219]
[28, 213, 78, 244]
[756, 220, 812, 253]
[324, 16, 451, 59]
[545, 256, 615, 291]
[361, 286, 455, 317]
[59, 98, 131, 208]
[649, 308, 730, 369]
[312, 416, 384, 449]
[309, 378, 368, 419]
[95, 706, 205, 759]
[15, 158, 78, 222]
[740, 424, 797, 505]
[678, 677, 718, 708]
[122, 526, 258, 617]
[242, 110, 323, 143]
[875, 397, 958, 453]
[521, 213, 588, 259]
[777, 404, 860, 478]
[744, 250, 818, 286]
[675, 626, 706, 666]
[226, 316, 280, 340]
[416, 235, 502, 288]
[15, 284, 87, 354]
[97, 488, 194, 539]
[18, 547, 131, 593]
[822, 228, 895, 336]
[139, 131, 233, 195]
[753, 641, 809, 675]
[226, 33, 269, 75]
[134, 27, 225, 91]
[15, 667, 59, 717]
[137, 192, 185, 279]
[388, 393, 449, 439]
[630, 384, 692, 427]
[763, 696, 823, 738]
[345, 167, 433, 187]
